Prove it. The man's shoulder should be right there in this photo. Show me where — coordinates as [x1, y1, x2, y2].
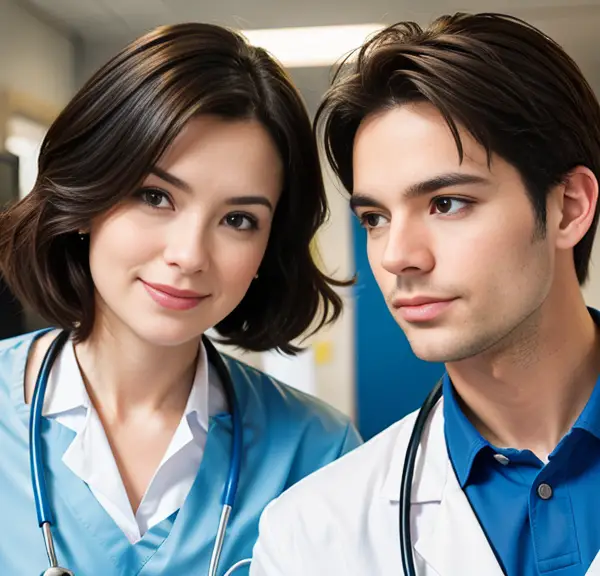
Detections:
[267, 409, 419, 517]
[251, 404, 446, 574]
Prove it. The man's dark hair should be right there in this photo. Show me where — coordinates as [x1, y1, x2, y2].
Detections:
[316, 12, 600, 283]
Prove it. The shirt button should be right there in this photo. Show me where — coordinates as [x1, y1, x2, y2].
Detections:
[493, 454, 510, 466]
[537, 483, 553, 500]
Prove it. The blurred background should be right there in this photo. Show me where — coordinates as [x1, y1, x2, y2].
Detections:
[2, 0, 600, 440]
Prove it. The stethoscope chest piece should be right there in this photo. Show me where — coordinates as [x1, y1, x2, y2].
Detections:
[41, 568, 75, 576]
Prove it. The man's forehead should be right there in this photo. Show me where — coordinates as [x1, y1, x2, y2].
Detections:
[352, 105, 502, 195]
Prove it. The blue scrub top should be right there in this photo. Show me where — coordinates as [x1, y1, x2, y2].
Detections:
[444, 310, 600, 575]
[0, 330, 362, 575]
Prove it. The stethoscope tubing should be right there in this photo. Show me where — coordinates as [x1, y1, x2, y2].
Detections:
[30, 329, 244, 576]
[399, 379, 443, 576]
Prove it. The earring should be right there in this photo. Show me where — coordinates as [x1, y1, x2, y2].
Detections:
[254, 273, 259, 280]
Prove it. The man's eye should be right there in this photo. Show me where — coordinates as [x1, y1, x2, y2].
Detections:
[360, 213, 388, 228]
[431, 197, 471, 215]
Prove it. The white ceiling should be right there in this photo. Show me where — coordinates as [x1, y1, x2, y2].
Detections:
[17, 0, 600, 112]
[20, 0, 600, 44]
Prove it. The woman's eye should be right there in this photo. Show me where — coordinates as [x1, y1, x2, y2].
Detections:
[360, 213, 388, 229]
[138, 189, 172, 209]
[431, 197, 471, 215]
[224, 213, 258, 231]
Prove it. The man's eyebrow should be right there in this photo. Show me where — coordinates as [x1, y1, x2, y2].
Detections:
[350, 172, 490, 213]
[403, 173, 490, 199]
[349, 194, 387, 214]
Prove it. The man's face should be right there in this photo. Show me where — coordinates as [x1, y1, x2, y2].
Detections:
[351, 103, 556, 362]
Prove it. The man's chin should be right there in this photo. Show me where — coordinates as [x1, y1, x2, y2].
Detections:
[404, 333, 461, 364]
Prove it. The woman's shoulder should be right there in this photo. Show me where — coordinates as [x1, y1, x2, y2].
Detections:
[221, 354, 362, 446]
[0, 330, 40, 372]
[221, 354, 363, 482]
[0, 329, 59, 401]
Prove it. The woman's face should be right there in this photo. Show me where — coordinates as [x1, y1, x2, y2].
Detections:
[87, 115, 283, 347]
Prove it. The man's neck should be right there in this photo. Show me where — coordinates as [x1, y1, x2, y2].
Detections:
[446, 293, 600, 460]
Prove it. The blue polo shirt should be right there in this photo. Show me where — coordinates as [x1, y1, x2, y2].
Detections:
[444, 352, 600, 575]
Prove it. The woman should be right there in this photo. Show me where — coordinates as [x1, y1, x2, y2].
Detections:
[0, 23, 361, 575]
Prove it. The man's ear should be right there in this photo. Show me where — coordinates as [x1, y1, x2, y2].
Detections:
[553, 166, 598, 250]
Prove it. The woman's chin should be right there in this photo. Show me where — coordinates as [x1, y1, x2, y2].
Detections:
[127, 318, 206, 349]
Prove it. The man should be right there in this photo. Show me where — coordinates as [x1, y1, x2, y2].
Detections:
[249, 12, 600, 576]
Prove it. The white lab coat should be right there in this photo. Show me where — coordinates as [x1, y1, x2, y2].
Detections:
[250, 399, 600, 576]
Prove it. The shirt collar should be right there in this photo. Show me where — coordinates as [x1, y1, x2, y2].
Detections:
[572, 307, 600, 440]
[444, 306, 600, 484]
[442, 372, 489, 488]
[43, 336, 88, 416]
[185, 340, 210, 431]
[43, 337, 211, 433]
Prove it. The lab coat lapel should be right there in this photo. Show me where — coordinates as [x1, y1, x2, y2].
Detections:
[414, 462, 504, 576]
[382, 399, 503, 576]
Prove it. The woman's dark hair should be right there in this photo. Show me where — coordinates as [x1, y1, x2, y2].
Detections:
[316, 12, 600, 284]
[0, 23, 349, 353]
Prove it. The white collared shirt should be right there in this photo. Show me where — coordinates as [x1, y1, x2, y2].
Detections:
[42, 338, 227, 544]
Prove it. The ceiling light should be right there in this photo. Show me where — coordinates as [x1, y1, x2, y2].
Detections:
[241, 23, 386, 67]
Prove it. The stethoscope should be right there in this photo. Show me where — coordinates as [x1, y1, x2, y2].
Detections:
[399, 378, 443, 576]
[31, 329, 251, 576]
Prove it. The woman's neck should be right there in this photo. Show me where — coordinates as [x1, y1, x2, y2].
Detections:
[74, 318, 200, 422]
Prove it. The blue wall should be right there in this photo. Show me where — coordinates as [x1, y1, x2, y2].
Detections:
[351, 218, 444, 440]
